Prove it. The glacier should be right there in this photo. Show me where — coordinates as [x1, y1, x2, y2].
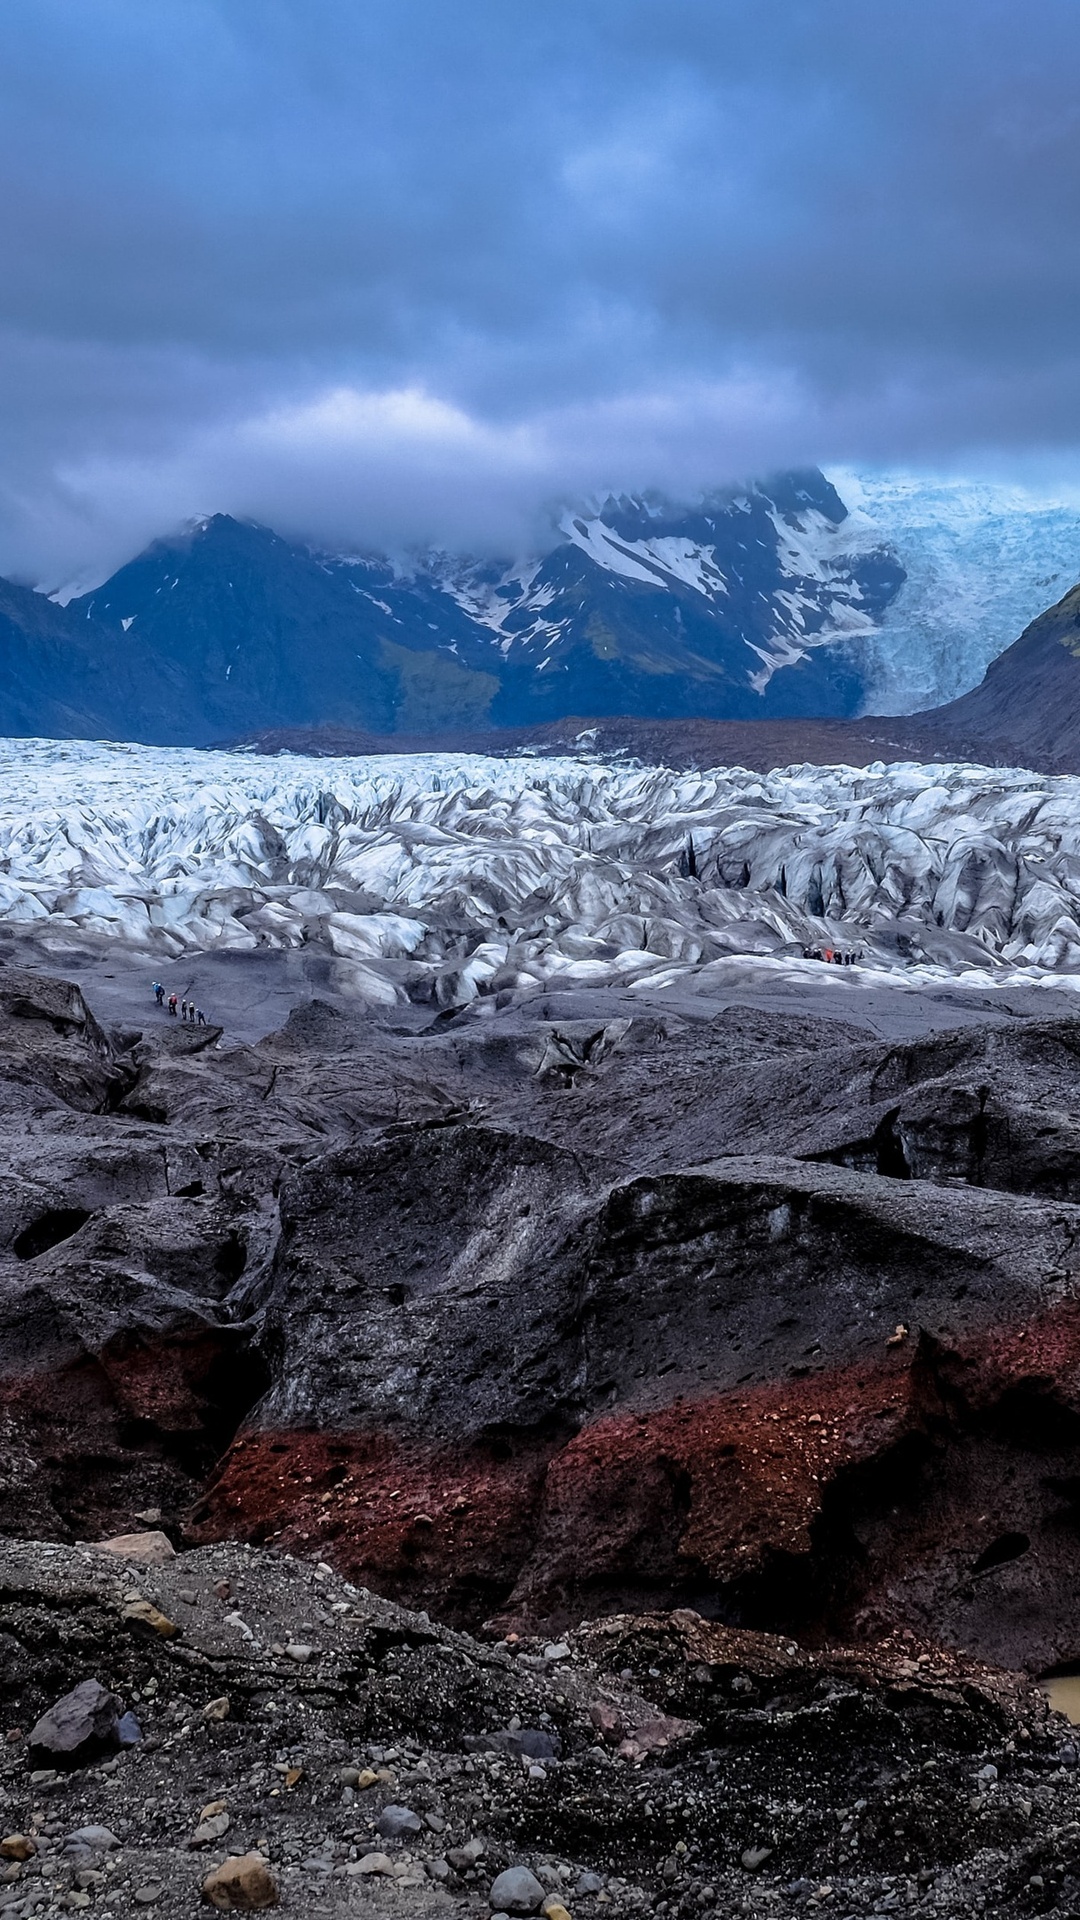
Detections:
[4, 740, 1080, 1010]
[828, 469, 1080, 714]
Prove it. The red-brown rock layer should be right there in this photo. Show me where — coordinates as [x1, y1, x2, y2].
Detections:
[197, 1299, 1080, 1671]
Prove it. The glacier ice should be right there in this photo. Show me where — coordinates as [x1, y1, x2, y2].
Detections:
[4, 739, 1080, 1008]
[828, 468, 1080, 714]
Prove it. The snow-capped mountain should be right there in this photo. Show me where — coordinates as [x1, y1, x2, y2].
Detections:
[0, 464, 1078, 746]
[314, 468, 904, 731]
[404, 475, 898, 696]
[0, 469, 904, 744]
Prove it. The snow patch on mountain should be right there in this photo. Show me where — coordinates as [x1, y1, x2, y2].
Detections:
[559, 513, 731, 597]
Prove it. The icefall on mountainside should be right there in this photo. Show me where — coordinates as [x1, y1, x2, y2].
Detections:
[3, 740, 1080, 1003]
[830, 468, 1080, 713]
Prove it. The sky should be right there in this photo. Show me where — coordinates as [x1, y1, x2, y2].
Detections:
[4, 0, 1080, 586]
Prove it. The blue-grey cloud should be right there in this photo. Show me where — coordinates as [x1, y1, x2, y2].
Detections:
[4, 0, 1080, 584]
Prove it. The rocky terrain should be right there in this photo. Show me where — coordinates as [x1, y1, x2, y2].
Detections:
[6, 933, 1080, 1912]
[3, 1533, 1075, 1920]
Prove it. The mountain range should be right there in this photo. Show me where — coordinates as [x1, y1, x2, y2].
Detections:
[0, 470, 905, 744]
[1, 465, 1079, 761]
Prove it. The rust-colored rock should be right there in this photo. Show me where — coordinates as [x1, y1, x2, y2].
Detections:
[201, 1852, 279, 1910]
[0, 1835, 35, 1861]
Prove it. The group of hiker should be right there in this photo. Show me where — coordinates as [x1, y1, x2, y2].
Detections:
[803, 945, 862, 966]
[152, 981, 208, 1025]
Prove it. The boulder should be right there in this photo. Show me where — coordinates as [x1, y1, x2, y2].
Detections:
[98, 1530, 176, 1566]
[28, 1679, 122, 1765]
[488, 1866, 546, 1914]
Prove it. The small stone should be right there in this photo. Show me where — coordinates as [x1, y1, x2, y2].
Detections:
[575, 1873, 603, 1895]
[133, 1508, 162, 1524]
[214, 1580, 232, 1600]
[490, 1865, 546, 1913]
[741, 1846, 774, 1872]
[117, 1710, 142, 1746]
[203, 1697, 231, 1722]
[377, 1804, 423, 1840]
[352, 1852, 395, 1876]
[201, 1852, 279, 1910]
[977, 1763, 999, 1783]
[193, 1811, 231, 1844]
[65, 1827, 120, 1853]
[542, 1901, 572, 1920]
[29, 1680, 122, 1764]
[617, 1712, 697, 1764]
[447, 1838, 485, 1870]
[425, 1812, 446, 1833]
[121, 1598, 177, 1639]
[179, 1589, 199, 1606]
[97, 1530, 176, 1566]
[0, 1837, 35, 1861]
[587, 1702, 623, 1744]
[543, 1642, 571, 1662]
[134, 1887, 162, 1906]
[356, 1767, 378, 1789]
[284, 1643, 314, 1663]
[65, 1893, 91, 1910]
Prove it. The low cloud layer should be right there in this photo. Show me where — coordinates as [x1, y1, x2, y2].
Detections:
[4, 0, 1080, 584]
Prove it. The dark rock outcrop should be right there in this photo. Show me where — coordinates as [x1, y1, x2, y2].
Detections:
[9, 963, 1080, 1679]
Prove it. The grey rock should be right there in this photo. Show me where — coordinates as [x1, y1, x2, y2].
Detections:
[488, 1865, 546, 1914]
[28, 1682, 121, 1764]
[64, 1826, 121, 1853]
[376, 1803, 423, 1839]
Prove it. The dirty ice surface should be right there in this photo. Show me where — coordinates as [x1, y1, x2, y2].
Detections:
[1, 740, 1080, 1038]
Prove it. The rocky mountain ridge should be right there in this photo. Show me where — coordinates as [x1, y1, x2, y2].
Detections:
[0, 473, 904, 743]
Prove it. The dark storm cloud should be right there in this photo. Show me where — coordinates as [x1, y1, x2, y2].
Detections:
[3, 0, 1080, 582]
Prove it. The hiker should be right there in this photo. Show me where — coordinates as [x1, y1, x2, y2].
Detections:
[168, 993, 178, 1017]
[196, 1008, 206, 1026]
[153, 981, 164, 1006]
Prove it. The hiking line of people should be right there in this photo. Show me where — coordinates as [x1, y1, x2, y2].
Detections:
[802, 945, 862, 966]
[152, 981, 208, 1025]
